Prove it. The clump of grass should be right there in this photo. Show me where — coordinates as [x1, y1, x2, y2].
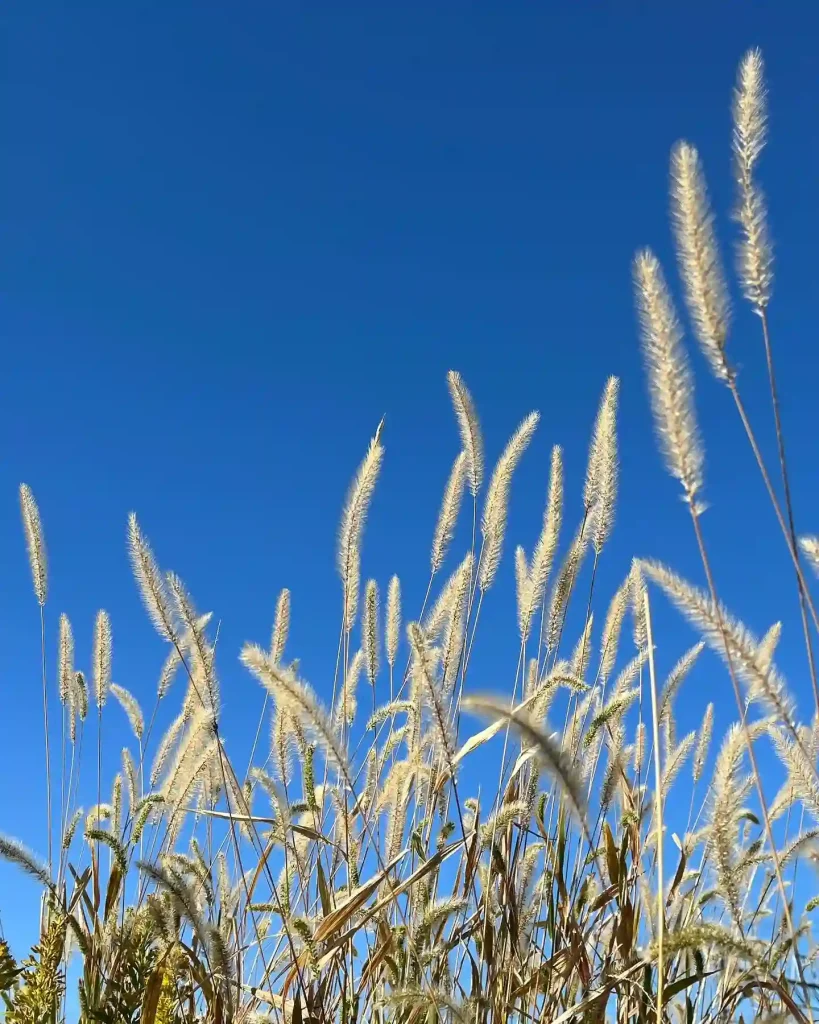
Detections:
[3, 48, 819, 1024]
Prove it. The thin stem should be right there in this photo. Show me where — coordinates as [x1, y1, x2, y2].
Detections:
[728, 379, 819, 708]
[759, 307, 819, 712]
[688, 509, 815, 1024]
[96, 706, 102, 834]
[644, 591, 664, 1024]
[40, 606, 53, 878]
[59, 701, 66, 876]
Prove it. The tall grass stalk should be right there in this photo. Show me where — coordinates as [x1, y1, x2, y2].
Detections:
[644, 591, 664, 1024]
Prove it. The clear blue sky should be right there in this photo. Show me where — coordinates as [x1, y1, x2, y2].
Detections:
[2, 2, 818, 951]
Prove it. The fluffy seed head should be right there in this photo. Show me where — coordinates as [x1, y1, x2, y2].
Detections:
[166, 574, 220, 720]
[670, 142, 731, 379]
[122, 747, 138, 812]
[694, 702, 714, 783]
[629, 560, 649, 651]
[800, 536, 819, 578]
[270, 588, 291, 665]
[363, 579, 379, 685]
[269, 710, 295, 785]
[514, 545, 530, 641]
[93, 610, 112, 710]
[74, 671, 89, 722]
[463, 695, 590, 841]
[431, 451, 467, 574]
[19, 484, 47, 606]
[658, 641, 705, 726]
[634, 249, 704, 509]
[600, 574, 629, 682]
[733, 49, 773, 311]
[569, 614, 594, 682]
[526, 446, 563, 629]
[386, 575, 401, 668]
[408, 623, 456, 766]
[546, 526, 587, 653]
[634, 721, 646, 779]
[447, 371, 484, 497]
[440, 558, 472, 693]
[584, 376, 619, 552]
[110, 683, 144, 741]
[479, 411, 540, 591]
[338, 423, 384, 632]
[128, 513, 175, 641]
[151, 711, 186, 787]
[641, 559, 795, 729]
[242, 646, 354, 787]
[426, 552, 473, 643]
[758, 621, 782, 673]
[733, 49, 768, 182]
[0, 835, 51, 889]
[58, 613, 74, 706]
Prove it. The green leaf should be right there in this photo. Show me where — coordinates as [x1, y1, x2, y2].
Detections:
[317, 860, 333, 917]
[663, 971, 716, 1004]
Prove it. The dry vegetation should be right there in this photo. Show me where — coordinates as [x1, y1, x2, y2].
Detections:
[3, 49, 819, 1024]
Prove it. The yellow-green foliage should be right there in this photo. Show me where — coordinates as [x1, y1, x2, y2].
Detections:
[3, 915, 65, 1024]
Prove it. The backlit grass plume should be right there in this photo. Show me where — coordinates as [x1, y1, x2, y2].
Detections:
[386, 574, 401, 669]
[241, 645, 354, 786]
[799, 536, 819, 576]
[634, 250, 704, 511]
[447, 370, 484, 497]
[479, 410, 539, 591]
[518, 443, 563, 643]
[270, 587, 291, 665]
[363, 579, 379, 686]
[693, 701, 714, 784]
[127, 512, 175, 642]
[109, 683, 145, 742]
[431, 451, 467, 574]
[19, 483, 48, 607]
[92, 610, 112, 710]
[733, 47, 773, 312]
[20, 482, 53, 873]
[670, 141, 731, 379]
[641, 558, 796, 729]
[585, 375, 619, 553]
[57, 613, 74, 706]
[462, 694, 590, 841]
[338, 421, 384, 632]
[0, 835, 52, 889]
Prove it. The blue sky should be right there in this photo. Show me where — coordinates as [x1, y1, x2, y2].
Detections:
[2, 2, 819, 952]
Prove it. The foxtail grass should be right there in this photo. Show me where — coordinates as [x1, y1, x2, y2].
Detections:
[3, 48, 819, 1024]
